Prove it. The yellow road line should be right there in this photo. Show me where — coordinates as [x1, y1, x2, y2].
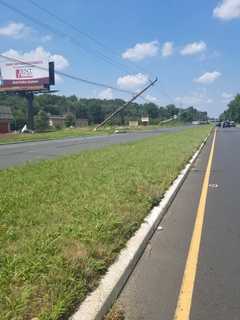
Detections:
[174, 129, 217, 320]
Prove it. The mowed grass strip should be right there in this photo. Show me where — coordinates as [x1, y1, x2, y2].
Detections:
[0, 127, 112, 145]
[0, 126, 211, 320]
[0, 122, 183, 145]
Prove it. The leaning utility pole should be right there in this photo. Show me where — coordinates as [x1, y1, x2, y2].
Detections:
[94, 77, 158, 130]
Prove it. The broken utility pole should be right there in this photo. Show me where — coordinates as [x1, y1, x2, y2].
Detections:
[94, 77, 158, 130]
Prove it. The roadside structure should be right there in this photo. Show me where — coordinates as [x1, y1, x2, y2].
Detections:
[48, 115, 66, 128]
[48, 115, 89, 128]
[0, 106, 13, 133]
[75, 118, 89, 127]
[141, 116, 150, 126]
[129, 120, 139, 127]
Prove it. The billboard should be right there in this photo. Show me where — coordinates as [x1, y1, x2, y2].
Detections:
[0, 60, 51, 92]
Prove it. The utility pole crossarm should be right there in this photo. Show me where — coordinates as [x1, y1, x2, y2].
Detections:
[94, 77, 158, 130]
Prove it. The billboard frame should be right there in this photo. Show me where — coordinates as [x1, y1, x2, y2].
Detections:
[0, 60, 55, 130]
[0, 59, 52, 93]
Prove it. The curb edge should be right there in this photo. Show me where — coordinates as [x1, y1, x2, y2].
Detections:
[70, 131, 212, 320]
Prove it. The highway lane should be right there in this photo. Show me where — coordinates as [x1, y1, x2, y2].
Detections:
[116, 127, 240, 320]
[0, 127, 184, 169]
[190, 127, 240, 319]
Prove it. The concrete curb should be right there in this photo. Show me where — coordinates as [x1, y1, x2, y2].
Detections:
[70, 133, 211, 320]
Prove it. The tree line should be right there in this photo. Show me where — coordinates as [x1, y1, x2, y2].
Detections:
[220, 94, 240, 122]
[0, 93, 208, 130]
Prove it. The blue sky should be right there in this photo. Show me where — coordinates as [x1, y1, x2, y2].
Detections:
[0, 0, 240, 117]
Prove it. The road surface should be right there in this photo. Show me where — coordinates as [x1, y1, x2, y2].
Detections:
[117, 127, 240, 320]
[0, 127, 184, 170]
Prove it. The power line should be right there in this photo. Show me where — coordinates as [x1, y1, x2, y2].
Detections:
[27, 0, 155, 79]
[0, 1, 163, 102]
[0, 54, 162, 105]
[0, 0, 176, 105]
[0, 53, 135, 95]
[0, 54, 161, 124]
[0, 0, 139, 75]
[95, 78, 158, 129]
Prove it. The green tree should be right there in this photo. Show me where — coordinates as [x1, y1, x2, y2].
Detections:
[0, 92, 209, 126]
[65, 113, 76, 127]
[143, 103, 159, 119]
[166, 104, 179, 117]
[34, 110, 49, 131]
[220, 94, 240, 122]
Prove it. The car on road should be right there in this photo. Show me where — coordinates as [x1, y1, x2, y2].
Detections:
[215, 121, 221, 127]
[222, 121, 230, 128]
[114, 129, 127, 134]
[230, 121, 236, 127]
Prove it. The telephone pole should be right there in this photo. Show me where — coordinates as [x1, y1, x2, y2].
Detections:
[94, 77, 158, 130]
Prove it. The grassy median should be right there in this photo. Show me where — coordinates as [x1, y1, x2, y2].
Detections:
[0, 126, 211, 320]
[0, 127, 113, 145]
[0, 122, 186, 145]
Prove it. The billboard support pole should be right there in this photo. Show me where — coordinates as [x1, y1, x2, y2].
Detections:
[25, 92, 34, 130]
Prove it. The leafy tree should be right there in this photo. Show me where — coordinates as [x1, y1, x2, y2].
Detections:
[179, 106, 207, 122]
[65, 113, 76, 127]
[87, 102, 104, 124]
[166, 104, 179, 117]
[220, 94, 240, 122]
[158, 106, 169, 120]
[0, 92, 209, 127]
[143, 103, 159, 119]
[34, 110, 49, 131]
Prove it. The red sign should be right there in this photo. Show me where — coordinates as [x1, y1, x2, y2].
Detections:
[16, 68, 33, 79]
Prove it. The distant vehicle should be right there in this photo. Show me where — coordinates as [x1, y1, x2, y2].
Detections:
[192, 121, 200, 125]
[215, 121, 221, 127]
[230, 121, 236, 127]
[114, 129, 127, 134]
[222, 121, 230, 128]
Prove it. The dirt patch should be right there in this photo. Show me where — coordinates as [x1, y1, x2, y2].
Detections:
[104, 305, 125, 320]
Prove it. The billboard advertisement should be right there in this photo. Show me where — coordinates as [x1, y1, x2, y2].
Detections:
[0, 60, 50, 92]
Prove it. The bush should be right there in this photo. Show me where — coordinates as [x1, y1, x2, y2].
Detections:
[65, 113, 75, 127]
[34, 110, 49, 131]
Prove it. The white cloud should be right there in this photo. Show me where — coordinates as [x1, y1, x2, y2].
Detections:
[222, 92, 233, 99]
[175, 95, 201, 106]
[0, 22, 31, 38]
[162, 42, 173, 57]
[2, 47, 69, 71]
[41, 35, 52, 43]
[194, 71, 221, 84]
[117, 73, 149, 90]
[175, 91, 213, 106]
[145, 94, 160, 104]
[98, 88, 113, 100]
[54, 74, 63, 83]
[206, 98, 213, 103]
[222, 92, 234, 103]
[213, 0, 240, 20]
[122, 41, 159, 61]
[51, 54, 69, 70]
[0, 21, 52, 43]
[181, 41, 207, 56]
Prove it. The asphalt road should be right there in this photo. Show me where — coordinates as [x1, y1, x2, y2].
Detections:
[117, 127, 240, 320]
[0, 127, 184, 170]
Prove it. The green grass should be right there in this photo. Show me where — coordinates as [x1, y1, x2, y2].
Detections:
[0, 126, 211, 320]
[0, 127, 113, 145]
[0, 122, 190, 145]
[121, 122, 185, 131]
[159, 119, 187, 127]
